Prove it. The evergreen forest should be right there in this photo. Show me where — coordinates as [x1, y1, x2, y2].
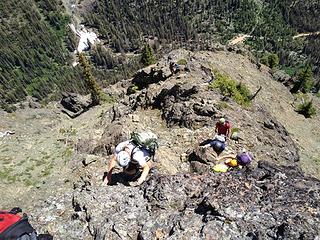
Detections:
[1, 0, 320, 110]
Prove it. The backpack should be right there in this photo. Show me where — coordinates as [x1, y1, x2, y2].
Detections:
[236, 153, 252, 166]
[0, 208, 36, 240]
[211, 139, 226, 153]
[130, 131, 159, 160]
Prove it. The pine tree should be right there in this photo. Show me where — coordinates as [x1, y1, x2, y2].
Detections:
[292, 66, 313, 93]
[140, 44, 156, 66]
[78, 53, 104, 106]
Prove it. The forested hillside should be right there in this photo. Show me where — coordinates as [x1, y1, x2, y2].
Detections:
[0, 0, 85, 110]
[85, 0, 320, 50]
[85, 0, 320, 86]
[1, 0, 320, 111]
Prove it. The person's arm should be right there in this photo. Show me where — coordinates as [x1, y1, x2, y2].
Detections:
[136, 163, 150, 185]
[227, 128, 230, 138]
[104, 154, 117, 185]
[216, 154, 236, 162]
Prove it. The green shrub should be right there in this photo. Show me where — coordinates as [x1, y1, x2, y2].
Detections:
[101, 94, 116, 103]
[297, 100, 316, 118]
[209, 69, 252, 107]
[260, 53, 279, 69]
[177, 59, 187, 65]
[231, 127, 239, 133]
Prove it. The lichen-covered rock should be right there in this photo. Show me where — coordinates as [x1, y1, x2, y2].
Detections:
[67, 160, 320, 240]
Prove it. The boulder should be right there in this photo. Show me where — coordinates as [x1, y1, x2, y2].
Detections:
[154, 84, 217, 129]
[94, 121, 128, 155]
[60, 92, 91, 118]
[272, 70, 293, 87]
[129, 67, 169, 92]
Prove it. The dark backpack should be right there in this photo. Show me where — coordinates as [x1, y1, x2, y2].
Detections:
[211, 139, 226, 153]
[0, 208, 36, 240]
[210, 135, 226, 153]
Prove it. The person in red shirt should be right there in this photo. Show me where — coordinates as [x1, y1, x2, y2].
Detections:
[215, 118, 231, 138]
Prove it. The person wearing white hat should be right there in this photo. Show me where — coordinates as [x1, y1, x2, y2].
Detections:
[104, 140, 152, 186]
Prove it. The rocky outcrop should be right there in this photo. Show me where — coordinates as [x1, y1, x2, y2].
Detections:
[69, 160, 320, 240]
[272, 70, 293, 87]
[154, 84, 218, 128]
[60, 92, 91, 118]
[129, 66, 170, 91]
[94, 121, 128, 155]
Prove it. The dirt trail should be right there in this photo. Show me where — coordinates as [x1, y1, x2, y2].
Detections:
[293, 31, 320, 39]
[229, 31, 320, 45]
[229, 34, 251, 45]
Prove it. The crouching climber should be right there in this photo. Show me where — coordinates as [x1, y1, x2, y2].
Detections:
[201, 134, 227, 156]
[218, 148, 253, 168]
[212, 148, 253, 173]
[104, 132, 158, 186]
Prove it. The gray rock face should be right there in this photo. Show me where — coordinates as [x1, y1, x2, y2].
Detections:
[95, 121, 128, 155]
[125, 82, 219, 130]
[70, 161, 320, 240]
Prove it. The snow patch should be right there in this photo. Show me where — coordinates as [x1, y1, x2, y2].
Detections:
[69, 24, 100, 66]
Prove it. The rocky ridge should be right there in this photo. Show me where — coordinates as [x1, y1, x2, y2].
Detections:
[1, 49, 320, 239]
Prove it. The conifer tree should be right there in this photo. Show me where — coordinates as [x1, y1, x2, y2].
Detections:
[140, 44, 156, 66]
[291, 66, 313, 93]
[78, 53, 104, 106]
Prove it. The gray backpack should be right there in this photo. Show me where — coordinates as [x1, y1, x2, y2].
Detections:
[130, 131, 159, 159]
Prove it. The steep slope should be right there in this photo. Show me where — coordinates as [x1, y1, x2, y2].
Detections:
[1, 49, 319, 239]
[199, 50, 320, 177]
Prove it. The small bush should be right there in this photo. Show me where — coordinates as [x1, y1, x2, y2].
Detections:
[127, 85, 139, 94]
[177, 59, 187, 65]
[209, 69, 252, 107]
[231, 127, 239, 133]
[297, 100, 316, 118]
[101, 94, 116, 103]
[0, 103, 17, 113]
[260, 53, 279, 69]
